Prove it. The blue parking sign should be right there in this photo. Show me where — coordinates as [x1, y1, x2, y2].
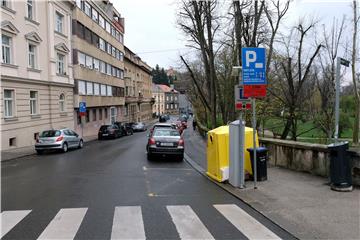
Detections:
[79, 102, 86, 113]
[242, 48, 266, 85]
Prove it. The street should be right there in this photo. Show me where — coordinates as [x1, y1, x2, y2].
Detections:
[1, 125, 294, 240]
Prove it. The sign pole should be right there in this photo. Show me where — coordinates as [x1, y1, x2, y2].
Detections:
[334, 57, 340, 142]
[252, 97, 257, 189]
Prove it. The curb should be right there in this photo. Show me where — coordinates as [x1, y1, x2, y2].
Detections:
[183, 152, 299, 240]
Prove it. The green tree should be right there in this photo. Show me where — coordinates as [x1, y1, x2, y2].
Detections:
[152, 64, 170, 85]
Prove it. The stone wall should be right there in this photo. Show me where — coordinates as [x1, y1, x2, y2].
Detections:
[259, 138, 360, 186]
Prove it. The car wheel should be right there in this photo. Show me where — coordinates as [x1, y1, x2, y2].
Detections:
[177, 155, 184, 161]
[36, 150, 43, 155]
[62, 142, 68, 153]
[78, 139, 84, 149]
[147, 153, 153, 161]
[98, 136, 102, 140]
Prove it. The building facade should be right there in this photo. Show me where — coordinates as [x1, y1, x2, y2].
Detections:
[152, 84, 165, 117]
[72, 0, 125, 137]
[157, 85, 179, 115]
[124, 46, 153, 122]
[1, 0, 74, 150]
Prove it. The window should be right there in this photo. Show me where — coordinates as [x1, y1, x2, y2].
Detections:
[166, 96, 169, 101]
[2, 0, 9, 8]
[56, 53, 65, 75]
[85, 110, 89, 122]
[4, 89, 14, 117]
[92, 109, 96, 121]
[85, 55, 93, 69]
[104, 108, 108, 118]
[59, 93, 65, 112]
[105, 21, 111, 33]
[112, 66, 117, 77]
[2, 35, 11, 64]
[84, 2, 91, 16]
[99, 15, 105, 28]
[120, 69, 124, 79]
[92, 32, 99, 47]
[175, 96, 178, 101]
[9, 137, 16, 147]
[75, 0, 81, 8]
[78, 80, 86, 95]
[107, 43, 111, 55]
[91, 8, 98, 22]
[55, 12, 63, 33]
[27, 0, 34, 20]
[99, 108, 102, 120]
[78, 52, 85, 66]
[94, 83, 100, 95]
[175, 104, 178, 109]
[86, 82, 93, 95]
[106, 64, 111, 75]
[107, 85, 112, 96]
[84, 27, 91, 43]
[170, 104, 173, 109]
[28, 44, 36, 68]
[29, 91, 38, 115]
[99, 38, 105, 51]
[119, 51, 124, 61]
[111, 46, 116, 57]
[100, 61, 105, 73]
[111, 26, 115, 37]
[101, 84, 106, 96]
[93, 58, 99, 71]
[119, 33, 123, 43]
[166, 104, 169, 109]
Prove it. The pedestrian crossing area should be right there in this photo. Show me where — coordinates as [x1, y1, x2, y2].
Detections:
[1, 204, 281, 239]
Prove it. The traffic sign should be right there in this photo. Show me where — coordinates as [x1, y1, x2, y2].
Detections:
[340, 58, 350, 67]
[243, 85, 267, 98]
[79, 102, 86, 113]
[235, 102, 251, 110]
[234, 85, 249, 101]
[241, 48, 266, 85]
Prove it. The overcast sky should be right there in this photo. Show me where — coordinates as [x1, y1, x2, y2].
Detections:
[114, 0, 355, 72]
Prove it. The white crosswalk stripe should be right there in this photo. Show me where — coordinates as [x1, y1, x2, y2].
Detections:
[1, 205, 283, 239]
[37, 208, 88, 240]
[167, 205, 214, 240]
[111, 206, 146, 240]
[1, 210, 32, 238]
[214, 204, 281, 240]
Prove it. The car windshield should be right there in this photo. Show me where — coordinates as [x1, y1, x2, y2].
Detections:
[153, 129, 180, 137]
[100, 126, 110, 130]
[40, 130, 61, 137]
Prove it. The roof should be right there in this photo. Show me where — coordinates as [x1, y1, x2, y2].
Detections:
[157, 84, 178, 93]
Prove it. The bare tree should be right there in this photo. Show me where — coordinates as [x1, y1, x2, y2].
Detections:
[178, 1, 219, 128]
[312, 18, 346, 139]
[270, 22, 323, 140]
[351, 0, 360, 144]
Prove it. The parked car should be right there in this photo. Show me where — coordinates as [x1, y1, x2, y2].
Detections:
[164, 114, 170, 120]
[98, 125, 122, 140]
[35, 129, 83, 154]
[132, 122, 147, 132]
[146, 128, 184, 161]
[159, 115, 167, 123]
[114, 122, 134, 136]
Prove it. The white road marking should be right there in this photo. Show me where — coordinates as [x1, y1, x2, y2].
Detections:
[111, 206, 145, 240]
[37, 208, 87, 240]
[1, 210, 32, 238]
[167, 205, 214, 240]
[214, 204, 281, 240]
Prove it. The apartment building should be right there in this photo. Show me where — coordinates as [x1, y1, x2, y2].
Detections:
[72, 0, 125, 137]
[152, 84, 165, 117]
[157, 85, 179, 115]
[1, 0, 74, 150]
[124, 46, 153, 122]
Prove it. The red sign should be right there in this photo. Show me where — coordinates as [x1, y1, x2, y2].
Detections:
[243, 85, 267, 98]
[235, 102, 251, 110]
[79, 112, 86, 117]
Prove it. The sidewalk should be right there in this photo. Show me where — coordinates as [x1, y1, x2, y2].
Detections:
[183, 122, 360, 240]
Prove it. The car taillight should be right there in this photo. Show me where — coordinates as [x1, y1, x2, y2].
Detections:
[178, 139, 184, 146]
[149, 138, 156, 145]
[55, 136, 64, 142]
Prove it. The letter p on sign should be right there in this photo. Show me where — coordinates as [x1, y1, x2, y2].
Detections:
[245, 51, 263, 68]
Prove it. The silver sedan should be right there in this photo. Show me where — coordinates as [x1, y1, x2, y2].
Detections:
[35, 129, 83, 154]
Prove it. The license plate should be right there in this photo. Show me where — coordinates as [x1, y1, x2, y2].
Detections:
[160, 142, 173, 146]
[102, 134, 109, 136]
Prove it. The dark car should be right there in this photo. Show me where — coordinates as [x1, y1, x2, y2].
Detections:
[159, 115, 167, 123]
[98, 125, 121, 140]
[146, 128, 184, 161]
[114, 122, 134, 136]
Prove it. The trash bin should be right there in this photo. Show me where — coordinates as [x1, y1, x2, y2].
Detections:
[328, 142, 352, 191]
[247, 147, 268, 181]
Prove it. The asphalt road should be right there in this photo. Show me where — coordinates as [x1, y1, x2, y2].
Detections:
[1, 121, 295, 240]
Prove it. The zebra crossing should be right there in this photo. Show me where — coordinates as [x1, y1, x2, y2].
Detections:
[1, 204, 281, 239]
